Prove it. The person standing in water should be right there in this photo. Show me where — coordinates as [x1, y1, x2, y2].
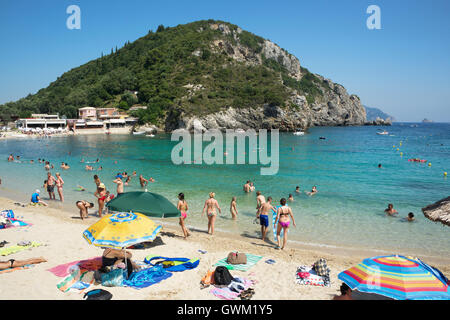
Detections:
[113, 176, 124, 195]
[230, 197, 238, 220]
[256, 191, 266, 218]
[177, 193, 191, 239]
[243, 181, 251, 193]
[276, 198, 296, 250]
[384, 203, 398, 216]
[55, 172, 64, 202]
[46, 172, 56, 200]
[202, 192, 221, 235]
[259, 197, 274, 241]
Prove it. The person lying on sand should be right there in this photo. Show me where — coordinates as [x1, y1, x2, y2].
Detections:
[0, 257, 47, 271]
[76, 200, 94, 220]
[333, 283, 353, 300]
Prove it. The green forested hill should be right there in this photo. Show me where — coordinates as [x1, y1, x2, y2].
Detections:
[0, 20, 338, 126]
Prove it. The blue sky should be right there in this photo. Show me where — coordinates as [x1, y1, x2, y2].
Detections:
[0, 0, 449, 121]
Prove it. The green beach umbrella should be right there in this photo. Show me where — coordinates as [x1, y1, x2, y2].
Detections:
[106, 191, 181, 218]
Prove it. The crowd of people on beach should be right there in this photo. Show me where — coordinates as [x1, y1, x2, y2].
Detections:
[4, 153, 418, 251]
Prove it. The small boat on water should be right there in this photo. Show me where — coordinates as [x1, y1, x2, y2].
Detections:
[293, 131, 305, 136]
[146, 134, 155, 137]
[133, 131, 146, 135]
[377, 130, 389, 135]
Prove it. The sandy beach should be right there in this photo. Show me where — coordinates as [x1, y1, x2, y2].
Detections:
[1, 196, 449, 300]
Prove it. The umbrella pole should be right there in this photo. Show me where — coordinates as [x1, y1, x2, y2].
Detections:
[123, 247, 128, 280]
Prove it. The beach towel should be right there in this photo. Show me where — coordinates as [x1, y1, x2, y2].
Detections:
[214, 253, 263, 271]
[123, 264, 172, 290]
[210, 277, 254, 300]
[295, 265, 329, 287]
[0, 264, 34, 274]
[56, 266, 95, 293]
[0, 242, 43, 256]
[1, 218, 31, 229]
[144, 255, 200, 272]
[47, 257, 102, 277]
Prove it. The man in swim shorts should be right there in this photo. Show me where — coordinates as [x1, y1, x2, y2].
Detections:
[46, 172, 56, 200]
[256, 191, 266, 218]
[259, 197, 274, 241]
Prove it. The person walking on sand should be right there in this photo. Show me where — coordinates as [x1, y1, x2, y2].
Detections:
[276, 198, 296, 250]
[55, 172, 64, 202]
[113, 176, 124, 195]
[230, 197, 238, 219]
[256, 191, 266, 218]
[177, 193, 191, 239]
[202, 192, 221, 235]
[46, 172, 56, 200]
[259, 197, 274, 241]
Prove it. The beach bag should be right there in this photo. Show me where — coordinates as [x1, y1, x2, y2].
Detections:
[101, 268, 124, 287]
[0, 210, 14, 219]
[214, 266, 234, 286]
[83, 289, 112, 300]
[227, 252, 247, 265]
[144, 256, 200, 272]
[313, 258, 330, 277]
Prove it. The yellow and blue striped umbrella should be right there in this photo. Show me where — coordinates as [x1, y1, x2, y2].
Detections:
[82, 211, 162, 249]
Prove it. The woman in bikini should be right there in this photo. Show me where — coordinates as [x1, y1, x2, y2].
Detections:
[177, 193, 191, 239]
[55, 172, 64, 202]
[276, 198, 296, 250]
[202, 192, 221, 235]
[94, 183, 107, 217]
[76, 200, 94, 220]
[0, 257, 47, 271]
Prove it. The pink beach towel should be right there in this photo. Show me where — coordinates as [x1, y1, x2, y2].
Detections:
[47, 257, 102, 277]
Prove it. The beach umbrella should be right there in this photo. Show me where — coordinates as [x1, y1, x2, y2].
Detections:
[82, 211, 162, 279]
[82, 211, 162, 249]
[106, 191, 180, 218]
[422, 196, 450, 227]
[338, 255, 450, 300]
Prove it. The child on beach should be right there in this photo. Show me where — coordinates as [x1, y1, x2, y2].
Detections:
[230, 197, 238, 219]
[30, 189, 48, 206]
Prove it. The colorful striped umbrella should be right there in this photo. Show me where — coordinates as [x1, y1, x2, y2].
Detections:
[82, 211, 162, 249]
[338, 255, 450, 300]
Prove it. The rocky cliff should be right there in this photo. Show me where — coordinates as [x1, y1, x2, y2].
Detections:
[164, 22, 366, 132]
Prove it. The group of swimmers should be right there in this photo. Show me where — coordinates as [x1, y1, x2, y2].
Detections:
[384, 203, 415, 222]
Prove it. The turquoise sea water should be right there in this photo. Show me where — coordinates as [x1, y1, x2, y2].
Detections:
[0, 123, 449, 258]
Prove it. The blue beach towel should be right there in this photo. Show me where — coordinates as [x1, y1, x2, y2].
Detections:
[144, 256, 200, 272]
[123, 265, 172, 289]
